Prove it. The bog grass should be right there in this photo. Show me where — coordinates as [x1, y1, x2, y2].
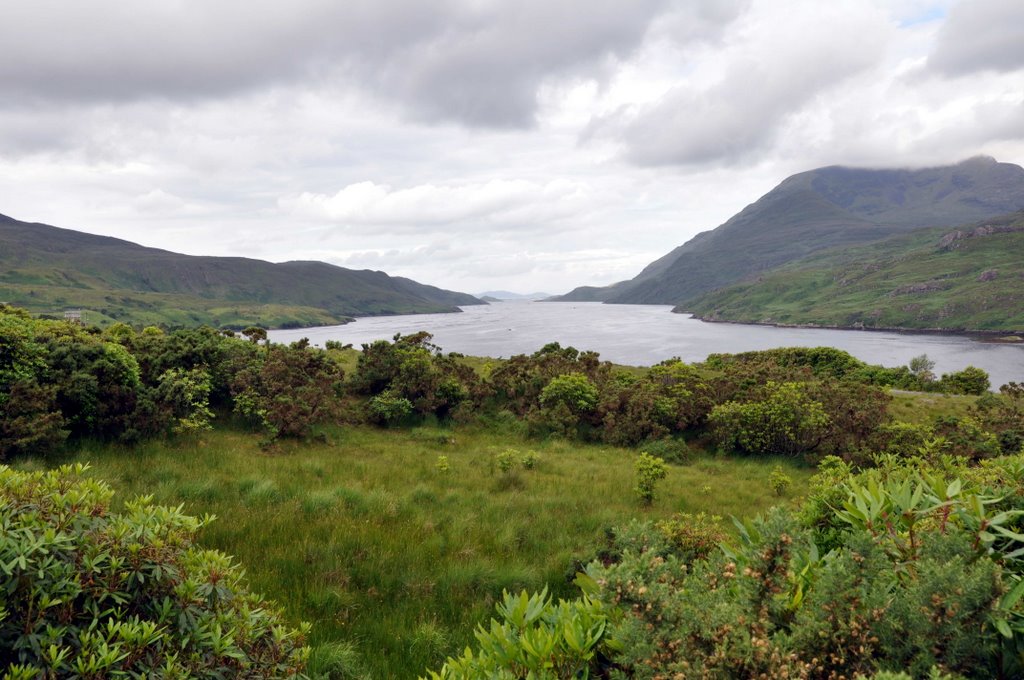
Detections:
[40, 423, 812, 678]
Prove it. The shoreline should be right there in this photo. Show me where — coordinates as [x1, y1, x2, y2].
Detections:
[681, 312, 1024, 343]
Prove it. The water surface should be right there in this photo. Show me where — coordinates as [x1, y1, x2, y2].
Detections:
[269, 302, 1024, 386]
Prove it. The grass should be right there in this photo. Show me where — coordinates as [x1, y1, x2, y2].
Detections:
[889, 390, 979, 424]
[34, 423, 813, 678]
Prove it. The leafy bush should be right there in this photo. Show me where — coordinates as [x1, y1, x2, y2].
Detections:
[520, 450, 541, 469]
[232, 341, 345, 439]
[633, 452, 667, 505]
[368, 390, 414, 426]
[768, 464, 792, 495]
[495, 449, 518, 473]
[940, 366, 991, 395]
[0, 463, 308, 678]
[421, 587, 613, 680]
[654, 512, 725, 563]
[708, 381, 830, 456]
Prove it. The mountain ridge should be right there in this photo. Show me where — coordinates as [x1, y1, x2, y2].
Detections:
[555, 156, 1024, 307]
[0, 213, 483, 328]
[686, 210, 1024, 333]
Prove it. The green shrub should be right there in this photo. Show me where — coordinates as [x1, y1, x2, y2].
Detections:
[708, 381, 830, 456]
[654, 512, 725, 563]
[495, 449, 518, 473]
[940, 366, 991, 395]
[368, 390, 414, 426]
[0, 463, 308, 678]
[768, 464, 792, 495]
[633, 451, 667, 505]
[421, 588, 612, 680]
[520, 450, 540, 469]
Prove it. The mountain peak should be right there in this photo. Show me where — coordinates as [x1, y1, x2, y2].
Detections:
[555, 158, 1024, 306]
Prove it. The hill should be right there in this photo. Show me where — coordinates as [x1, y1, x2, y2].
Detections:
[0, 213, 483, 328]
[477, 290, 555, 301]
[555, 156, 1024, 306]
[688, 210, 1024, 332]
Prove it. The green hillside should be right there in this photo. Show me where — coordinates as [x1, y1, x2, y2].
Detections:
[0, 213, 483, 328]
[687, 211, 1024, 332]
[556, 157, 1024, 306]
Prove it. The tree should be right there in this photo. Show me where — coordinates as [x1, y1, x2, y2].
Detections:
[909, 354, 936, 383]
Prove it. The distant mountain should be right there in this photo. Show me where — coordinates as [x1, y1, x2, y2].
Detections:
[555, 157, 1024, 307]
[689, 210, 1024, 332]
[476, 290, 554, 301]
[0, 213, 483, 328]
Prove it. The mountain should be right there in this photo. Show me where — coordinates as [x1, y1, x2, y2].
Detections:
[689, 210, 1024, 332]
[476, 290, 555, 301]
[0, 213, 483, 328]
[555, 157, 1024, 307]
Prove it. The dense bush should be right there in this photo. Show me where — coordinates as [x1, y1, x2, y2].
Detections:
[232, 340, 345, 439]
[351, 332, 479, 420]
[0, 464, 308, 678]
[709, 381, 831, 456]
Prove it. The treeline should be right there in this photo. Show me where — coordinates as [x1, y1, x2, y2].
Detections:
[0, 304, 1013, 465]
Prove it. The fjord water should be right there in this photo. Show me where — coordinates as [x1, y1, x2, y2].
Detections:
[269, 302, 1024, 386]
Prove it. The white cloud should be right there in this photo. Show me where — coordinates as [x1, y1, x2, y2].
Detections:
[279, 178, 592, 232]
[0, 0, 1023, 297]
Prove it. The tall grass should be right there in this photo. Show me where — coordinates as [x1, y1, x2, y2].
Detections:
[53, 423, 812, 678]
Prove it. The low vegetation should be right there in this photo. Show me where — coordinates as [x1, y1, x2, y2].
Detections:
[4, 302, 1024, 677]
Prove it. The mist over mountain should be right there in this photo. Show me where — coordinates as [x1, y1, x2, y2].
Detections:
[555, 157, 1024, 307]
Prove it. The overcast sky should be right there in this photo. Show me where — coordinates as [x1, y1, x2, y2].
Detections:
[2, 0, 1023, 295]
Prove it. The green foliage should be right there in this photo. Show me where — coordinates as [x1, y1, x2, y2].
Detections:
[910, 353, 937, 382]
[368, 391, 414, 426]
[709, 381, 831, 456]
[768, 464, 792, 495]
[421, 587, 613, 680]
[153, 367, 215, 434]
[352, 333, 478, 421]
[520, 450, 541, 469]
[633, 452, 667, 505]
[940, 365, 991, 396]
[540, 372, 599, 413]
[232, 341, 345, 439]
[495, 449, 518, 474]
[654, 512, 726, 563]
[435, 455, 450, 472]
[0, 463, 308, 678]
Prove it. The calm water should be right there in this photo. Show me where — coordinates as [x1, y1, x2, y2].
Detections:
[269, 302, 1024, 387]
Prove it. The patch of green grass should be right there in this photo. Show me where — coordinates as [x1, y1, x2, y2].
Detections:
[888, 390, 978, 424]
[38, 424, 812, 678]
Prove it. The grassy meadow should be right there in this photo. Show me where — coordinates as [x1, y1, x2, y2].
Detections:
[18, 421, 814, 678]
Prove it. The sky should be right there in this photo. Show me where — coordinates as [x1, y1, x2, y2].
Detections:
[2, 0, 1023, 296]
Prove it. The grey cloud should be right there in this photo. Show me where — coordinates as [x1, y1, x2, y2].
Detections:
[928, 0, 1024, 75]
[0, 0, 701, 129]
[608, 4, 890, 167]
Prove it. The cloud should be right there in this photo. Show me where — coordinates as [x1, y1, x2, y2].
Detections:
[0, 0, 701, 129]
[928, 0, 1024, 75]
[279, 178, 592, 232]
[601, 1, 891, 166]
